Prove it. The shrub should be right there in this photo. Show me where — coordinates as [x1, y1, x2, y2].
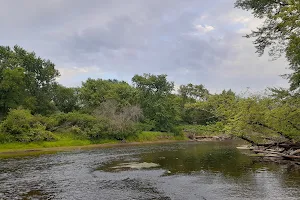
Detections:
[52, 112, 97, 130]
[86, 118, 111, 139]
[171, 126, 184, 136]
[0, 109, 55, 142]
[0, 132, 14, 143]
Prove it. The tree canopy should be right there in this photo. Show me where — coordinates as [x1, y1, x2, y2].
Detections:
[235, 0, 300, 92]
[0, 45, 60, 116]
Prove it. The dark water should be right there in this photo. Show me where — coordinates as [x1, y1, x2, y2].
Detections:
[0, 141, 300, 200]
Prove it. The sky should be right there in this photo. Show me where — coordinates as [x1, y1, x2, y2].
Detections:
[0, 0, 291, 93]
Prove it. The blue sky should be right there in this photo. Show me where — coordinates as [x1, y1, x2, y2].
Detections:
[0, 0, 291, 93]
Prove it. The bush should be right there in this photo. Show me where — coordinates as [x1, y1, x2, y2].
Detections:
[0, 109, 55, 142]
[0, 132, 14, 143]
[86, 118, 111, 139]
[108, 122, 138, 140]
[171, 126, 184, 136]
[135, 121, 155, 132]
[44, 112, 98, 135]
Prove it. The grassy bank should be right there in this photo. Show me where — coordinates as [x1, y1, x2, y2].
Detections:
[0, 131, 187, 154]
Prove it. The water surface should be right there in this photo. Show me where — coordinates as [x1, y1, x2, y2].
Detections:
[0, 141, 299, 200]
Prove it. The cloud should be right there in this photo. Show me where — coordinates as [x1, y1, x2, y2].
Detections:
[195, 25, 215, 33]
[0, 0, 290, 93]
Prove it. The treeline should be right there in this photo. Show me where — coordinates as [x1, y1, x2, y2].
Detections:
[0, 46, 299, 144]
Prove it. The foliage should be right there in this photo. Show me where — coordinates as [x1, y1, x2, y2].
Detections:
[80, 78, 138, 111]
[0, 109, 55, 142]
[92, 100, 143, 140]
[235, 0, 300, 92]
[226, 94, 300, 142]
[182, 90, 237, 125]
[127, 131, 185, 142]
[233, 0, 300, 143]
[180, 123, 225, 136]
[178, 83, 209, 102]
[52, 84, 79, 113]
[0, 45, 60, 116]
[132, 74, 181, 132]
[0, 44, 298, 148]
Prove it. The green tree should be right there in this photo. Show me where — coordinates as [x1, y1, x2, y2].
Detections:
[235, 0, 300, 92]
[226, 94, 300, 143]
[0, 45, 60, 115]
[132, 74, 180, 132]
[178, 83, 209, 102]
[182, 90, 237, 125]
[80, 78, 138, 111]
[52, 84, 79, 113]
[0, 67, 26, 117]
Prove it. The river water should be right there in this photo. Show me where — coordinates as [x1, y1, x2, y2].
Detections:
[0, 141, 299, 200]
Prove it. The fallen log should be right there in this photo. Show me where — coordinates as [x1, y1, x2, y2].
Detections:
[282, 155, 300, 160]
[278, 143, 300, 150]
[237, 137, 300, 163]
[253, 149, 284, 156]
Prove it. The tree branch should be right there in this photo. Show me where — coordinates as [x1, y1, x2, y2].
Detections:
[250, 121, 293, 141]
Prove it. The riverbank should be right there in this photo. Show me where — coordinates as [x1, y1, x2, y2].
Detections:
[0, 140, 190, 158]
[0, 131, 188, 156]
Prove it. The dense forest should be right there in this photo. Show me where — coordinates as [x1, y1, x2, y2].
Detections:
[0, 0, 299, 152]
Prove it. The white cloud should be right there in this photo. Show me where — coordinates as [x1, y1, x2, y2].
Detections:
[195, 24, 215, 33]
[232, 16, 251, 23]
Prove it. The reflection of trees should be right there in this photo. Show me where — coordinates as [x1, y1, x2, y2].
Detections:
[140, 143, 256, 178]
[140, 143, 300, 181]
[279, 164, 300, 189]
[99, 142, 300, 190]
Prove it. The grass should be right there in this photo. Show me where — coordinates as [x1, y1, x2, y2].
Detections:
[127, 131, 186, 142]
[0, 131, 187, 153]
[0, 132, 92, 152]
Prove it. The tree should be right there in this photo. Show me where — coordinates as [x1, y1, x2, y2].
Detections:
[132, 74, 180, 132]
[182, 90, 237, 125]
[0, 67, 26, 118]
[52, 84, 79, 113]
[226, 94, 300, 143]
[235, 0, 300, 92]
[80, 78, 138, 111]
[132, 74, 174, 96]
[178, 83, 209, 102]
[0, 45, 60, 115]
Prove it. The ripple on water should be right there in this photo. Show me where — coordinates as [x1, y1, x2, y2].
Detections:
[0, 141, 300, 200]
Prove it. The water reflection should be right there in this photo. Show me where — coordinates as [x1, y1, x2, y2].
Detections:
[100, 142, 257, 177]
[0, 141, 299, 200]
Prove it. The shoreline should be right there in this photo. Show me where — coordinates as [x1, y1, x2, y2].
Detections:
[0, 140, 189, 156]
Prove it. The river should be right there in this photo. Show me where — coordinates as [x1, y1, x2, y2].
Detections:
[0, 141, 300, 200]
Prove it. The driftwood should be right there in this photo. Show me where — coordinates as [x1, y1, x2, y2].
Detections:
[238, 136, 300, 162]
[282, 155, 300, 160]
